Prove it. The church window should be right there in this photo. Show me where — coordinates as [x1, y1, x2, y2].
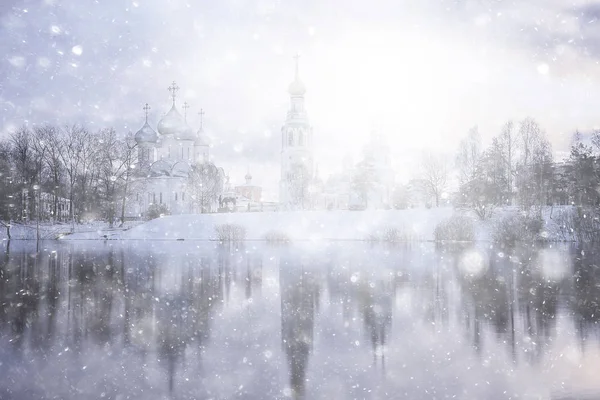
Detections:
[188, 148, 190, 160]
[153, 193, 156, 203]
[298, 132, 304, 146]
[160, 193, 163, 204]
[148, 193, 152, 203]
[288, 131, 293, 146]
[181, 147, 184, 158]
[182, 192, 185, 201]
[168, 146, 171, 158]
[175, 193, 178, 201]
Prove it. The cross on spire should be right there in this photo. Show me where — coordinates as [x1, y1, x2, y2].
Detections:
[183, 102, 190, 122]
[167, 81, 179, 105]
[143, 103, 151, 122]
[198, 108, 205, 129]
[293, 52, 300, 78]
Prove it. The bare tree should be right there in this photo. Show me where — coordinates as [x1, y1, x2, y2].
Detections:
[420, 151, 449, 207]
[592, 129, 600, 154]
[459, 139, 508, 219]
[9, 126, 38, 222]
[119, 134, 138, 226]
[0, 141, 17, 238]
[96, 129, 135, 228]
[456, 126, 482, 186]
[188, 162, 223, 213]
[34, 125, 65, 221]
[351, 159, 378, 209]
[515, 118, 551, 212]
[57, 125, 87, 230]
[496, 121, 519, 203]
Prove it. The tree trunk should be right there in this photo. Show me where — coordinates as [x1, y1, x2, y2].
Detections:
[120, 172, 129, 227]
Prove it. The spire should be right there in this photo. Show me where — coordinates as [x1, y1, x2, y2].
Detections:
[198, 108, 205, 130]
[143, 103, 151, 123]
[183, 102, 190, 122]
[245, 165, 252, 184]
[294, 53, 300, 80]
[168, 81, 179, 106]
[288, 53, 306, 96]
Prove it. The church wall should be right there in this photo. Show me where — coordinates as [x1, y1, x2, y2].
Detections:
[127, 176, 191, 218]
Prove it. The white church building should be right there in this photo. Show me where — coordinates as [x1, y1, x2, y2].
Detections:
[128, 82, 224, 218]
[126, 60, 396, 218]
[278, 59, 395, 210]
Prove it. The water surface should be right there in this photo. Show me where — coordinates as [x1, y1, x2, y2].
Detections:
[0, 241, 599, 399]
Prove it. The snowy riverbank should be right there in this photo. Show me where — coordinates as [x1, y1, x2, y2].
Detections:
[2, 207, 570, 242]
[59, 208, 455, 241]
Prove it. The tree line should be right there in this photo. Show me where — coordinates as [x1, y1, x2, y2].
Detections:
[390, 117, 600, 219]
[0, 125, 137, 237]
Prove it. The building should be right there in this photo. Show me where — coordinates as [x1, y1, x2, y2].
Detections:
[128, 83, 225, 218]
[235, 170, 262, 203]
[279, 57, 315, 209]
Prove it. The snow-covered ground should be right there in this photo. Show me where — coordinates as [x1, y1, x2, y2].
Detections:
[61, 208, 455, 241]
[3, 206, 571, 242]
[0, 221, 142, 241]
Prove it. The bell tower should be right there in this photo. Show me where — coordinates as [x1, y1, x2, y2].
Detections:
[279, 54, 314, 208]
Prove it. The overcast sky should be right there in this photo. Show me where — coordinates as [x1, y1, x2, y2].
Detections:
[2, 0, 600, 199]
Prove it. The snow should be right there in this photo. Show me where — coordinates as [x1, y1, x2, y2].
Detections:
[0, 221, 142, 240]
[2, 206, 573, 242]
[61, 208, 454, 241]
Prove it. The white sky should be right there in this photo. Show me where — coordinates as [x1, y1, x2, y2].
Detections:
[2, 0, 600, 199]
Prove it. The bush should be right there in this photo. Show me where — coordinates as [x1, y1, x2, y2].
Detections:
[553, 207, 600, 242]
[146, 203, 170, 221]
[492, 214, 543, 245]
[263, 230, 291, 243]
[215, 223, 246, 242]
[434, 215, 475, 242]
[366, 226, 415, 243]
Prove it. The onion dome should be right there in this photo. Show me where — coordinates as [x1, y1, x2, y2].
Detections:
[157, 105, 185, 136]
[288, 77, 306, 96]
[245, 171, 252, 181]
[134, 121, 158, 143]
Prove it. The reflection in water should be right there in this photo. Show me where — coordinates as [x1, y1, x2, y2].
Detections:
[0, 241, 599, 399]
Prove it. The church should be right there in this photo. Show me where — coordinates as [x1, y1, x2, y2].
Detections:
[127, 82, 226, 218]
[127, 59, 396, 218]
[278, 58, 395, 210]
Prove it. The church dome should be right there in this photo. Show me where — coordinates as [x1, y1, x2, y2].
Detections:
[157, 105, 185, 136]
[194, 127, 210, 146]
[134, 121, 158, 143]
[288, 77, 306, 96]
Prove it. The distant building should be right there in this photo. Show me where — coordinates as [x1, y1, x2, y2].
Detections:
[279, 56, 315, 209]
[235, 170, 262, 202]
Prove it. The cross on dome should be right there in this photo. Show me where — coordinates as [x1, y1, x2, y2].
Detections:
[168, 81, 180, 105]
[288, 53, 306, 96]
[183, 102, 190, 122]
[143, 103, 151, 122]
[198, 108, 205, 129]
[294, 53, 300, 79]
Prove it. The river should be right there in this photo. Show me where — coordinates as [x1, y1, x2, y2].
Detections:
[0, 241, 598, 399]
